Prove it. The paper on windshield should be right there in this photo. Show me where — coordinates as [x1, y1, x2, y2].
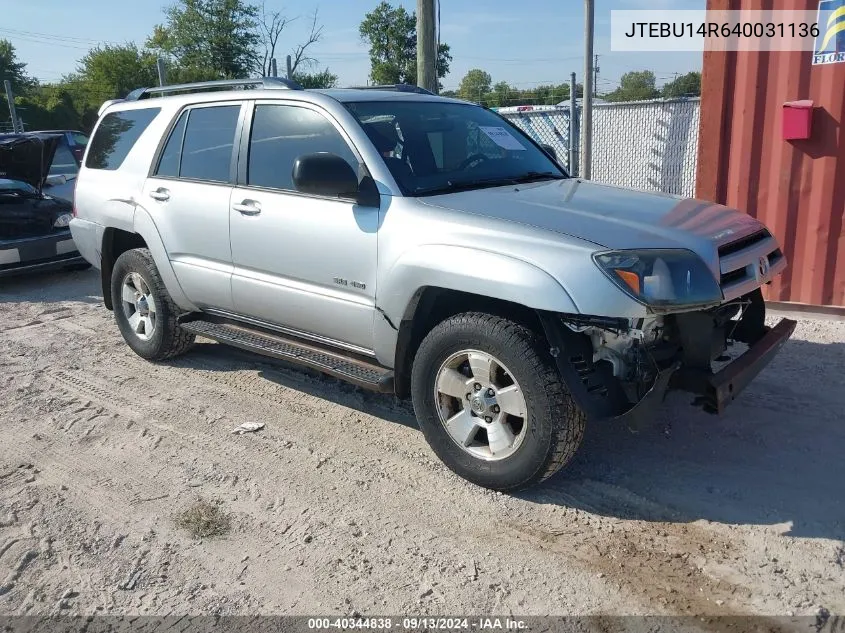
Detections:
[479, 126, 526, 151]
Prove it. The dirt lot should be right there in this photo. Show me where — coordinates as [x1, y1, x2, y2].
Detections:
[1, 268, 843, 618]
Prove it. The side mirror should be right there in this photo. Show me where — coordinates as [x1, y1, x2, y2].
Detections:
[540, 144, 557, 161]
[292, 153, 359, 199]
[44, 174, 67, 187]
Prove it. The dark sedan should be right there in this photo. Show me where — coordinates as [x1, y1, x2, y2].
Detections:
[0, 134, 88, 277]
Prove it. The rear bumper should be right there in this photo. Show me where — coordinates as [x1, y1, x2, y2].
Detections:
[670, 318, 797, 414]
[0, 231, 84, 278]
[68, 218, 103, 269]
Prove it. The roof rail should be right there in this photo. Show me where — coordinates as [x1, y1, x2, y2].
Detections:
[125, 77, 303, 101]
[344, 84, 435, 95]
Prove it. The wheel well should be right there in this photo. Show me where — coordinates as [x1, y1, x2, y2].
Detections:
[100, 228, 147, 310]
[392, 287, 543, 398]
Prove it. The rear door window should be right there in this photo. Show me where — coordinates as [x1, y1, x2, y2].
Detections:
[178, 105, 241, 183]
[85, 108, 160, 170]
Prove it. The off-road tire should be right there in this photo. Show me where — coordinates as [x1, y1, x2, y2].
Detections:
[411, 312, 586, 491]
[111, 248, 195, 361]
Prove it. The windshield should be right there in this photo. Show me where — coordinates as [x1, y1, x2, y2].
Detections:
[344, 100, 566, 196]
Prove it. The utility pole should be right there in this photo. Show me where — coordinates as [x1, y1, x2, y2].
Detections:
[417, 0, 437, 93]
[4, 80, 22, 133]
[286, 55, 292, 80]
[156, 58, 167, 87]
[569, 72, 577, 176]
[593, 54, 600, 98]
[270, 58, 278, 78]
[583, 0, 595, 180]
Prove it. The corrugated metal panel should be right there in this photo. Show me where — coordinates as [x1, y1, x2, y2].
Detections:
[697, 0, 845, 307]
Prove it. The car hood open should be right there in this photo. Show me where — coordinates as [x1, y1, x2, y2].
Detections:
[0, 134, 61, 193]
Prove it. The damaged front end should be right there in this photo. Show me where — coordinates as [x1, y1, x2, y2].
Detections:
[539, 289, 796, 429]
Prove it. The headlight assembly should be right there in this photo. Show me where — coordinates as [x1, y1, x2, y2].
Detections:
[53, 213, 72, 228]
[593, 249, 723, 309]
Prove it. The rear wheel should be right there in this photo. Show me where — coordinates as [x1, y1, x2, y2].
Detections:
[411, 312, 586, 491]
[110, 248, 195, 360]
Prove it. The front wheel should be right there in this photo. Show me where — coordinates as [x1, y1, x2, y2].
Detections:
[410, 313, 586, 491]
[110, 247, 195, 361]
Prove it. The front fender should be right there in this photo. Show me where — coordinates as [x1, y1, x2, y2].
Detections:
[133, 206, 198, 313]
[379, 244, 580, 325]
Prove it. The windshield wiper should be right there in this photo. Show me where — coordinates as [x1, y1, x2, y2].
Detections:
[414, 177, 519, 196]
[512, 171, 567, 183]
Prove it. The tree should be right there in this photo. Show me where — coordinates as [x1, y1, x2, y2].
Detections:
[458, 69, 491, 102]
[147, 0, 261, 79]
[293, 68, 338, 89]
[0, 40, 33, 93]
[662, 71, 701, 98]
[73, 44, 159, 99]
[359, 1, 451, 87]
[604, 70, 659, 102]
[287, 10, 324, 78]
[258, 1, 293, 77]
[257, 4, 325, 78]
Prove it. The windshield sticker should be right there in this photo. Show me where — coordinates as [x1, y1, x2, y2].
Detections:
[478, 126, 527, 151]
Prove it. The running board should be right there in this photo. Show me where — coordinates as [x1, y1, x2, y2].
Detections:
[178, 318, 395, 393]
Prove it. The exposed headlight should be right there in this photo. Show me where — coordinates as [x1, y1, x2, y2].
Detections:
[592, 249, 722, 309]
[53, 213, 72, 228]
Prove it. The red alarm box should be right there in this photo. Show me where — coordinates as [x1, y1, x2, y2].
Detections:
[782, 100, 814, 141]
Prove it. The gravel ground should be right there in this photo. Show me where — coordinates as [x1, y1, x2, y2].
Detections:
[1, 268, 843, 618]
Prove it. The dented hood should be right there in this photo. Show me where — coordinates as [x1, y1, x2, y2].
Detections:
[0, 134, 61, 192]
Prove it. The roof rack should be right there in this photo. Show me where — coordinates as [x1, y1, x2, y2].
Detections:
[125, 77, 303, 101]
[344, 84, 435, 95]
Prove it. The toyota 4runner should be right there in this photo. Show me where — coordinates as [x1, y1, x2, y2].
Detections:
[70, 78, 795, 491]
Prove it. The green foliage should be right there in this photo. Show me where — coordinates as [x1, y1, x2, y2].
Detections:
[452, 72, 583, 109]
[147, 0, 261, 79]
[293, 68, 338, 89]
[662, 71, 701, 98]
[359, 1, 451, 87]
[0, 39, 34, 93]
[458, 69, 491, 101]
[604, 70, 659, 103]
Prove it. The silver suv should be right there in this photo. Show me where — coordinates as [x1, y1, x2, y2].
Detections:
[71, 78, 795, 491]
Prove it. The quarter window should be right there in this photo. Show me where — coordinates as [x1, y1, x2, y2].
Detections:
[179, 105, 241, 183]
[247, 104, 358, 191]
[85, 108, 160, 170]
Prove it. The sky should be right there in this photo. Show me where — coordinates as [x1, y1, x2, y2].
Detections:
[3, 0, 705, 94]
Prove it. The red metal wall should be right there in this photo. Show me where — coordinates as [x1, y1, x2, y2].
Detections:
[697, 0, 845, 307]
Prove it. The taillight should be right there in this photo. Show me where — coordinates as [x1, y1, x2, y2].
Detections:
[72, 202, 78, 218]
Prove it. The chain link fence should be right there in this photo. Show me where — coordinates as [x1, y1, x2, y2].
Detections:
[500, 98, 700, 198]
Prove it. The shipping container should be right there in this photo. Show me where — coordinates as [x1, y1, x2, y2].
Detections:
[697, 0, 845, 308]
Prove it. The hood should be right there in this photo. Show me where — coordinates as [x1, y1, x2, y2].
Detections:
[0, 134, 61, 193]
[418, 178, 766, 257]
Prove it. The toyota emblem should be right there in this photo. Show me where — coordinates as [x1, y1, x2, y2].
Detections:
[758, 256, 770, 278]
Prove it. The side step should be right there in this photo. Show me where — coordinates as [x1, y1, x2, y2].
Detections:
[179, 318, 394, 393]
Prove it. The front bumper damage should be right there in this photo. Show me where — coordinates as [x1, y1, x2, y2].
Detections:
[671, 318, 796, 415]
[538, 292, 796, 428]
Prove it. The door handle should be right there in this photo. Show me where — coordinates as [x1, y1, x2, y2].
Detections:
[149, 188, 170, 202]
[233, 200, 261, 216]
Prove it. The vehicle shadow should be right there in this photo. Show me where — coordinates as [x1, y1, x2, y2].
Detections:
[169, 341, 418, 430]
[182, 336, 845, 541]
[0, 267, 101, 305]
[521, 337, 845, 541]
[9, 270, 842, 539]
